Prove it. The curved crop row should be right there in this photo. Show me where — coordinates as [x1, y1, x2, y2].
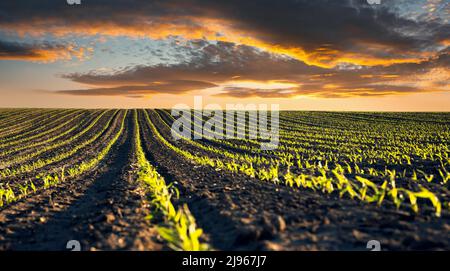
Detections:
[134, 110, 207, 251]
[144, 109, 444, 217]
[160, 109, 449, 187]
[0, 109, 61, 137]
[0, 109, 83, 148]
[0, 111, 127, 207]
[0, 111, 110, 167]
[0, 110, 118, 179]
[0, 109, 49, 131]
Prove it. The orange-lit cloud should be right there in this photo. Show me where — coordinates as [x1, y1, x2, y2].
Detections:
[1, 0, 449, 103]
[52, 80, 217, 98]
[0, 18, 435, 68]
[1, 1, 448, 68]
[0, 40, 92, 63]
[53, 40, 449, 99]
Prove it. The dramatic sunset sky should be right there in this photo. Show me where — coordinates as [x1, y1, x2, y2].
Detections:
[0, 0, 448, 110]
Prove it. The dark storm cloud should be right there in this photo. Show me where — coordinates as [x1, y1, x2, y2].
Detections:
[4, 1, 446, 98]
[0, 0, 448, 66]
[0, 40, 73, 61]
[0, 40, 40, 58]
[375, 48, 450, 74]
[193, 0, 448, 53]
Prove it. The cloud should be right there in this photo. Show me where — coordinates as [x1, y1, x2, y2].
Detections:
[53, 80, 217, 97]
[62, 41, 323, 84]
[55, 40, 449, 98]
[0, 39, 92, 62]
[216, 87, 300, 98]
[0, 0, 448, 67]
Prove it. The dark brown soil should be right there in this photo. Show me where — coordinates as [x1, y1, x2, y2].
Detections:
[0, 113, 163, 251]
[0, 110, 448, 251]
[138, 110, 450, 251]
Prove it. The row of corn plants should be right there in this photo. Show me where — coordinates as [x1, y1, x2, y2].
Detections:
[161, 109, 449, 187]
[145, 110, 444, 217]
[0, 109, 82, 147]
[0, 109, 62, 138]
[0, 111, 127, 207]
[134, 110, 208, 251]
[0, 111, 111, 167]
[0, 109, 50, 132]
[0, 110, 118, 178]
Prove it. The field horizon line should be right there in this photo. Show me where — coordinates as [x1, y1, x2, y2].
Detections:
[0, 107, 449, 113]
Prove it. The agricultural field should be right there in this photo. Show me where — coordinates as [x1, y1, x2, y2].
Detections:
[0, 109, 449, 251]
